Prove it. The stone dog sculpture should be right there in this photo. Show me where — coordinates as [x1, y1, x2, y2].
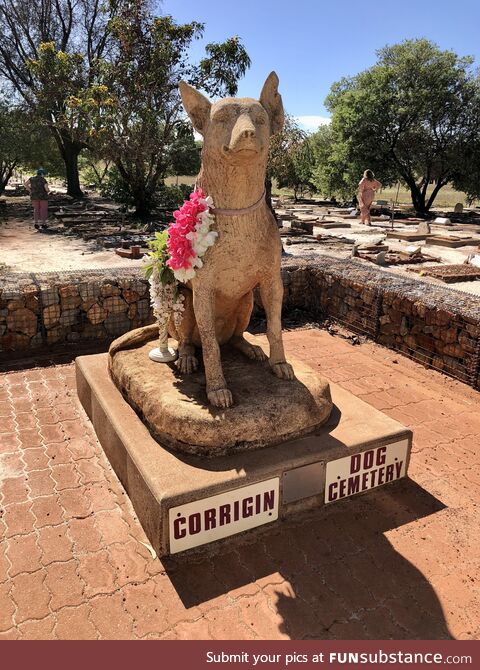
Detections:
[111, 73, 294, 409]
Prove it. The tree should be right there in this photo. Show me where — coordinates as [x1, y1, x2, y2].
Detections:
[0, 0, 125, 197]
[0, 102, 24, 192]
[85, 12, 250, 216]
[321, 39, 480, 213]
[0, 96, 61, 193]
[167, 125, 201, 179]
[267, 115, 315, 202]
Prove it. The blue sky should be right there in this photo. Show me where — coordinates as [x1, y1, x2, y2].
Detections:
[162, 0, 480, 131]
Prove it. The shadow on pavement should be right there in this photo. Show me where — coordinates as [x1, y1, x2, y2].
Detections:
[165, 477, 451, 639]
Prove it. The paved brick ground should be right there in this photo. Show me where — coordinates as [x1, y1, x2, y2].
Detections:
[0, 329, 479, 640]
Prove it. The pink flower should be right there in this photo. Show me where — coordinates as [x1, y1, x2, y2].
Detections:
[166, 188, 215, 278]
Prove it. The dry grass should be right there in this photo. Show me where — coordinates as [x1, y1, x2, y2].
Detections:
[165, 175, 196, 187]
[377, 184, 476, 209]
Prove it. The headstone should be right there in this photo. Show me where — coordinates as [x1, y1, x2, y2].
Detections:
[405, 245, 422, 257]
[434, 217, 451, 225]
[469, 255, 480, 268]
[454, 203, 464, 214]
[375, 251, 387, 265]
[416, 221, 431, 235]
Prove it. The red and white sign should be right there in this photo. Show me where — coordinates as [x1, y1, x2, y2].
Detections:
[169, 478, 279, 554]
[325, 440, 409, 504]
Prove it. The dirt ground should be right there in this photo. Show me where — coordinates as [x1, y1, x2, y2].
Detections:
[3, 197, 480, 299]
[0, 216, 144, 274]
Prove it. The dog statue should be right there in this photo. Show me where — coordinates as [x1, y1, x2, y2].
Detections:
[110, 72, 294, 408]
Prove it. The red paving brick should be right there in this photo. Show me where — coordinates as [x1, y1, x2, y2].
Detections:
[0, 328, 479, 639]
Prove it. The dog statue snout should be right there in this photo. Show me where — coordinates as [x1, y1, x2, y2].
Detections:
[241, 127, 255, 139]
[230, 114, 259, 153]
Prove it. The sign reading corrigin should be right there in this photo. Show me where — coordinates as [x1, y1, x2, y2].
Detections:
[325, 440, 409, 504]
[169, 478, 280, 554]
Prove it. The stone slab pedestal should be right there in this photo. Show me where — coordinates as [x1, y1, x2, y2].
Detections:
[76, 352, 412, 557]
[109, 338, 333, 457]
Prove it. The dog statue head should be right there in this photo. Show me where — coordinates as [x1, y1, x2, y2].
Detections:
[179, 72, 284, 166]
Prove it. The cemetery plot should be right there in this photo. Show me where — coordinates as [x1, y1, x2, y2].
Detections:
[417, 264, 480, 283]
[425, 235, 480, 248]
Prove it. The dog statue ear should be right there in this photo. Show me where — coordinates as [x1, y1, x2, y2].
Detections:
[179, 82, 211, 135]
[260, 72, 285, 135]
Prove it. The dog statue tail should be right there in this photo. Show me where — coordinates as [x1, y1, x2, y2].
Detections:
[108, 324, 159, 359]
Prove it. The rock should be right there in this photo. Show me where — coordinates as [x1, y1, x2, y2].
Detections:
[61, 294, 82, 310]
[43, 304, 61, 328]
[24, 290, 40, 313]
[47, 327, 64, 344]
[58, 285, 81, 310]
[416, 221, 430, 235]
[122, 289, 139, 304]
[1, 332, 30, 350]
[59, 285, 79, 299]
[119, 279, 148, 296]
[101, 283, 121, 297]
[40, 287, 59, 307]
[59, 309, 79, 327]
[7, 299, 25, 310]
[104, 312, 131, 336]
[440, 327, 458, 344]
[103, 296, 128, 314]
[79, 283, 100, 301]
[0, 324, 5, 336]
[30, 332, 43, 348]
[109, 337, 333, 457]
[87, 303, 107, 325]
[81, 322, 107, 339]
[442, 343, 464, 359]
[7, 308, 37, 336]
[81, 298, 97, 311]
[137, 299, 151, 321]
[127, 303, 137, 320]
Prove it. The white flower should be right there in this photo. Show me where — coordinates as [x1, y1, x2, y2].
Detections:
[173, 266, 196, 283]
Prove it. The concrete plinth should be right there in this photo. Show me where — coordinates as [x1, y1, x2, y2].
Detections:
[76, 350, 412, 557]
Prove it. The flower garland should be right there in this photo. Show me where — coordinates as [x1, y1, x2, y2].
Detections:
[143, 189, 217, 340]
[166, 188, 217, 283]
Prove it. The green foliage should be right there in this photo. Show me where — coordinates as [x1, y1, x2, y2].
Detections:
[0, 96, 64, 191]
[143, 231, 176, 288]
[268, 115, 315, 200]
[167, 125, 201, 178]
[319, 39, 480, 212]
[88, 12, 250, 215]
[0, 0, 125, 196]
[99, 166, 192, 212]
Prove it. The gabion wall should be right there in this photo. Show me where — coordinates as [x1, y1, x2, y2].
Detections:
[2, 258, 480, 390]
[0, 269, 153, 353]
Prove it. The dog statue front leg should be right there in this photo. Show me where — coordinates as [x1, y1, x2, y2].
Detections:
[193, 286, 233, 408]
[259, 274, 295, 381]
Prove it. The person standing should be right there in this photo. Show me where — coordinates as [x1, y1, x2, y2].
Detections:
[24, 168, 50, 229]
[358, 169, 382, 225]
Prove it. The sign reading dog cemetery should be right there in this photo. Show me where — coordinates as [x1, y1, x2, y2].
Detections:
[325, 440, 409, 504]
[169, 478, 280, 554]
